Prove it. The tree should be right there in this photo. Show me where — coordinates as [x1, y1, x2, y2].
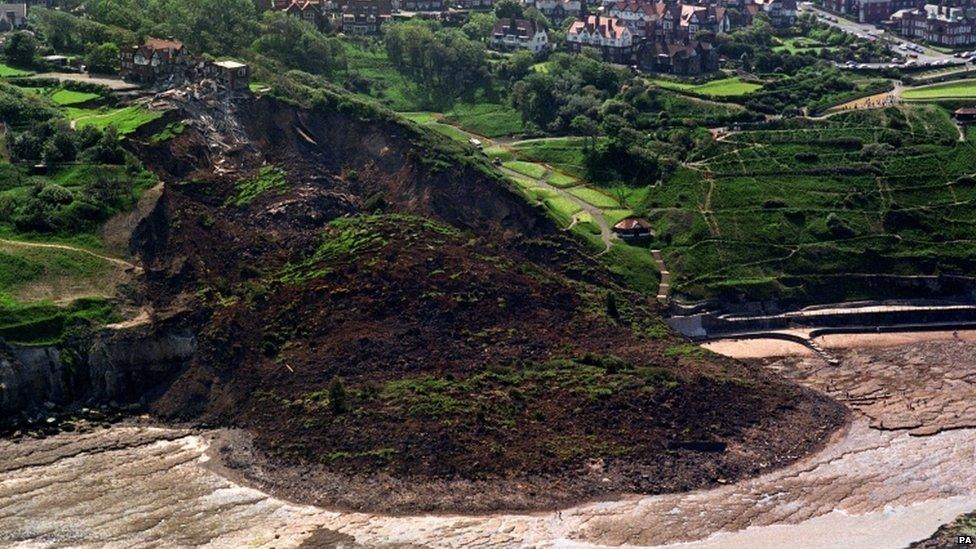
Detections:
[87, 42, 120, 74]
[570, 115, 597, 147]
[4, 31, 37, 67]
[84, 126, 126, 164]
[605, 292, 620, 320]
[86, 0, 259, 56]
[523, 6, 550, 29]
[384, 22, 489, 109]
[43, 130, 78, 164]
[253, 12, 346, 75]
[511, 72, 558, 127]
[328, 376, 349, 414]
[494, 0, 524, 20]
[462, 11, 496, 42]
[495, 49, 534, 82]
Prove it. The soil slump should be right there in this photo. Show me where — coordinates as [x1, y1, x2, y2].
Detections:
[2, 334, 975, 547]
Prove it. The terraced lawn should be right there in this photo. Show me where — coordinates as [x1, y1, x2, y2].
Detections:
[647, 104, 976, 302]
[0, 63, 32, 77]
[66, 105, 162, 135]
[502, 160, 547, 179]
[426, 122, 475, 143]
[400, 111, 439, 124]
[50, 89, 101, 105]
[546, 171, 577, 187]
[651, 76, 763, 97]
[902, 79, 976, 100]
[569, 187, 622, 209]
[499, 140, 660, 295]
[444, 102, 523, 137]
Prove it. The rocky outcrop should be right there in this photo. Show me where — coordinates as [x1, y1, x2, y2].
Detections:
[0, 326, 195, 417]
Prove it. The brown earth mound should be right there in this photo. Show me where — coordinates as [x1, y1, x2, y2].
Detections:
[130, 93, 846, 512]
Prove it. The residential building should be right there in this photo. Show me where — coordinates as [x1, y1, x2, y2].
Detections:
[637, 38, 719, 74]
[206, 60, 251, 90]
[892, 3, 976, 46]
[281, 0, 326, 27]
[610, 2, 729, 40]
[611, 217, 652, 239]
[678, 3, 730, 35]
[823, 0, 921, 23]
[608, 1, 665, 38]
[456, 0, 493, 9]
[751, 0, 797, 25]
[0, 3, 27, 30]
[954, 107, 976, 122]
[402, 0, 444, 10]
[566, 14, 635, 62]
[524, 0, 582, 21]
[119, 38, 190, 84]
[489, 17, 550, 54]
[341, 0, 392, 34]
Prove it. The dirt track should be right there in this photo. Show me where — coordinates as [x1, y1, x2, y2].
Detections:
[2, 333, 976, 547]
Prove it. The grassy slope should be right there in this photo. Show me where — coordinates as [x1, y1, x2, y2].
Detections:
[0, 63, 32, 77]
[66, 105, 162, 135]
[651, 76, 763, 97]
[902, 79, 976, 99]
[653, 104, 976, 302]
[0, 86, 158, 344]
[342, 41, 523, 137]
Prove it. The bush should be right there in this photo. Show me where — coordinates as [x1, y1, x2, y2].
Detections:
[328, 376, 349, 414]
[825, 212, 855, 238]
[4, 31, 38, 68]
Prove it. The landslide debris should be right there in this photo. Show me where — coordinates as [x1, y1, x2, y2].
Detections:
[128, 85, 846, 512]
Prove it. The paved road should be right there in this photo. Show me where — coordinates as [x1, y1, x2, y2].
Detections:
[802, 5, 968, 68]
[26, 72, 142, 91]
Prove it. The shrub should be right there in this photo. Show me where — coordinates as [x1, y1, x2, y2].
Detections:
[825, 212, 855, 238]
[328, 376, 349, 414]
[605, 291, 620, 319]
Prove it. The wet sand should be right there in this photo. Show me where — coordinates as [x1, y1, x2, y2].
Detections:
[704, 329, 976, 359]
[2, 334, 976, 547]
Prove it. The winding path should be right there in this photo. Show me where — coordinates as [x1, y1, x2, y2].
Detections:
[497, 164, 615, 254]
[0, 238, 141, 272]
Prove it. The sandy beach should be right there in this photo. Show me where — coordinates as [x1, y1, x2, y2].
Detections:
[704, 329, 976, 359]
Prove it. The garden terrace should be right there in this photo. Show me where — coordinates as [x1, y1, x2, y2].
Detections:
[0, 82, 158, 344]
[643, 104, 976, 304]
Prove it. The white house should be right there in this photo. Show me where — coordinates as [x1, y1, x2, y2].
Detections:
[566, 15, 634, 62]
[490, 18, 549, 55]
[0, 3, 27, 31]
[608, 1, 663, 37]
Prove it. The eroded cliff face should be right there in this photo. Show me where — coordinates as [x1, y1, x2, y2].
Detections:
[0, 325, 195, 419]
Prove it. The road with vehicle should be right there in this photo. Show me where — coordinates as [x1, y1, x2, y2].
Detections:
[801, 4, 971, 69]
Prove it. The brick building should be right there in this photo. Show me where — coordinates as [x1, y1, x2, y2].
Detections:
[892, 2, 976, 46]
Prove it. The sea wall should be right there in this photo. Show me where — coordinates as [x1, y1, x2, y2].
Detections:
[668, 302, 976, 340]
